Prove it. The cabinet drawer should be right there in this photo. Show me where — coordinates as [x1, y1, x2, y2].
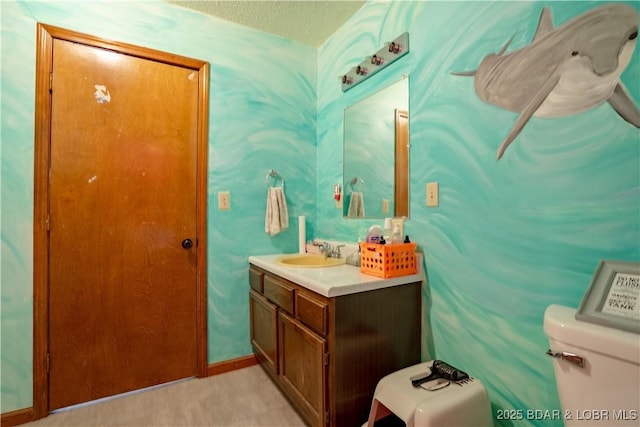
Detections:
[249, 267, 264, 293]
[264, 275, 294, 313]
[296, 292, 328, 336]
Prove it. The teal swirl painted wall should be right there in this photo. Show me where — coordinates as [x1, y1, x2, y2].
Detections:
[2, 1, 638, 425]
[318, 1, 639, 426]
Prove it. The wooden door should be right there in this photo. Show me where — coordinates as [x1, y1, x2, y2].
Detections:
[46, 36, 201, 410]
[279, 312, 327, 427]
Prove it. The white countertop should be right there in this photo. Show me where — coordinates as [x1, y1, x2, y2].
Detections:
[248, 253, 423, 298]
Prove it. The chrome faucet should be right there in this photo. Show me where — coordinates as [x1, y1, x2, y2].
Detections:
[332, 244, 345, 259]
[320, 242, 345, 259]
[320, 242, 332, 259]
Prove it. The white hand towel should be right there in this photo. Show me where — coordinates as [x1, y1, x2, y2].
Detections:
[347, 191, 365, 218]
[265, 186, 289, 236]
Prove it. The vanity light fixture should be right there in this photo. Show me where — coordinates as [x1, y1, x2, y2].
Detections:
[341, 32, 409, 92]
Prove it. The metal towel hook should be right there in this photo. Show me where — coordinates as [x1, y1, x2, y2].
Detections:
[349, 176, 365, 193]
[265, 169, 284, 188]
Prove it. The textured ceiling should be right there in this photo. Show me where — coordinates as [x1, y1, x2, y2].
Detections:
[168, 1, 365, 47]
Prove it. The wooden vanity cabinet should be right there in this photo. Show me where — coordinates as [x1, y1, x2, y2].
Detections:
[248, 265, 421, 427]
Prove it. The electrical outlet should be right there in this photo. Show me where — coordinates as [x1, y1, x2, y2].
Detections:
[218, 191, 230, 210]
[426, 182, 439, 207]
[391, 218, 404, 239]
[382, 199, 389, 213]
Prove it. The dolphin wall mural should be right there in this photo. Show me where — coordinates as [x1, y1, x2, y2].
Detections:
[453, 4, 640, 159]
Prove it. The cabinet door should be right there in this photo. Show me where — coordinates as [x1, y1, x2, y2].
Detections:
[279, 312, 327, 427]
[249, 290, 278, 376]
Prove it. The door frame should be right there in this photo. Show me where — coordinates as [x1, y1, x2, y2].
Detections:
[394, 109, 409, 217]
[33, 23, 209, 419]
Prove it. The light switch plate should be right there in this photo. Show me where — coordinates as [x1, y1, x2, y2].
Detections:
[218, 191, 230, 210]
[426, 182, 439, 207]
[382, 199, 389, 213]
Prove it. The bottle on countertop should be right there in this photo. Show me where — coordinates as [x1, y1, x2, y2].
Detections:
[383, 218, 393, 242]
[366, 225, 383, 244]
[391, 224, 402, 244]
[404, 235, 411, 243]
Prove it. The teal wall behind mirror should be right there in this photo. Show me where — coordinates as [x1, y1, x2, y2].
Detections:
[343, 77, 409, 219]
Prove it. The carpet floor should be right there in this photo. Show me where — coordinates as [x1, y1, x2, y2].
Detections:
[24, 365, 306, 427]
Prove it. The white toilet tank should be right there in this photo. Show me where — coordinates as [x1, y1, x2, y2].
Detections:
[544, 304, 639, 426]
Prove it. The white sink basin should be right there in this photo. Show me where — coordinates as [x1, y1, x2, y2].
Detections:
[275, 254, 345, 268]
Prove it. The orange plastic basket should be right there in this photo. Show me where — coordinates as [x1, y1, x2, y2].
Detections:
[359, 242, 417, 278]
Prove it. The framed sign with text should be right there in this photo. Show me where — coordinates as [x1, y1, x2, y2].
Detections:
[576, 260, 640, 334]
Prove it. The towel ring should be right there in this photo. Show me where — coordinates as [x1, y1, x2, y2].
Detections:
[265, 169, 285, 188]
[349, 176, 365, 193]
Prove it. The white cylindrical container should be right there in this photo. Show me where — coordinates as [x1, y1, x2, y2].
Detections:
[298, 216, 306, 253]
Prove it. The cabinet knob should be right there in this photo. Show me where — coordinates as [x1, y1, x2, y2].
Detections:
[182, 239, 193, 249]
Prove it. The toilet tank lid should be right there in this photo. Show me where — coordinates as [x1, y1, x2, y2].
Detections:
[544, 304, 639, 365]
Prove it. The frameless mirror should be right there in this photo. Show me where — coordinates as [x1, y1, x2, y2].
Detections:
[343, 76, 409, 219]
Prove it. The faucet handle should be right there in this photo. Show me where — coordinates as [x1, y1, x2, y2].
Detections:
[334, 244, 345, 258]
[319, 241, 332, 257]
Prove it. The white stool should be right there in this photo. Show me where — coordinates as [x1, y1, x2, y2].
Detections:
[366, 361, 493, 427]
